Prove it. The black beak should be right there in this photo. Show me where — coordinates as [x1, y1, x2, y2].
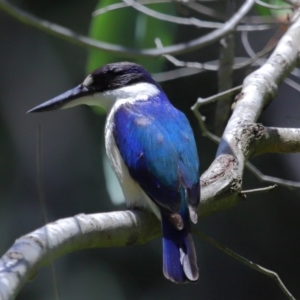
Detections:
[27, 84, 92, 113]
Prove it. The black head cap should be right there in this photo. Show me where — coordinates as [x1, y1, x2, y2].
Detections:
[27, 62, 159, 113]
[85, 62, 159, 92]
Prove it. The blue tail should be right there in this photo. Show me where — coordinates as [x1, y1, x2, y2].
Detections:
[162, 211, 198, 283]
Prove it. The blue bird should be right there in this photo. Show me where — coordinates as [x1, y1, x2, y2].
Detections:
[28, 62, 200, 283]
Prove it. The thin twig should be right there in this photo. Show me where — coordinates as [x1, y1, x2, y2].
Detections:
[194, 108, 300, 189]
[192, 104, 220, 141]
[214, 0, 235, 135]
[103, 0, 274, 31]
[246, 162, 300, 189]
[153, 55, 284, 83]
[123, 0, 229, 29]
[155, 37, 219, 71]
[283, 77, 300, 92]
[241, 184, 277, 194]
[192, 85, 243, 110]
[186, 1, 282, 25]
[241, 29, 300, 92]
[93, 0, 171, 16]
[191, 86, 300, 190]
[191, 86, 241, 141]
[194, 230, 296, 300]
[255, 0, 292, 10]
[155, 38, 274, 72]
[0, 0, 257, 57]
[183, 1, 226, 20]
[153, 67, 204, 82]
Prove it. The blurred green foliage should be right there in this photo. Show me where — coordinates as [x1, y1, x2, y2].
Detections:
[255, 0, 291, 18]
[86, 0, 176, 73]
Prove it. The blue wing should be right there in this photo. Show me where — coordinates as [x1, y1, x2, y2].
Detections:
[113, 95, 200, 213]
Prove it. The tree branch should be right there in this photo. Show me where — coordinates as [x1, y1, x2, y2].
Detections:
[0, 211, 160, 299]
[241, 184, 277, 194]
[185, 0, 282, 25]
[0, 0, 256, 57]
[246, 162, 300, 188]
[153, 67, 204, 82]
[217, 8, 300, 159]
[193, 98, 300, 190]
[121, 0, 272, 31]
[191, 6, 300, 214]
[241, 27, 300, 93]
[92, 0, 172, 17]
[250, 126, 300, 156]
[155, 37, 274, 72]
[122, 0, 229, 29]
[214, 0, 235, 136]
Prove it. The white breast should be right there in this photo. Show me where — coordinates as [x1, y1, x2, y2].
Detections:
[104, 114, 160, 218]
[103, 85, 161, 219]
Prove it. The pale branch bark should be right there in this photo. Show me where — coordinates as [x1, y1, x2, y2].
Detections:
[217, 8, 300, 159]
[249, 126, 300, 156]
[1, 207, 296, 300]
[215, 123, 300, 159]
[241, 184, 277, 194]
[191, 103, 300, 189]
[0, 211, 160, 300]
[0, 0, 256, 57]
[192, 94, 300, 190]
[191, 6, 300, 214]
[241, 28, 300, 93]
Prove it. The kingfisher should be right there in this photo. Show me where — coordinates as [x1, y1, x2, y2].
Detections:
[28, 62, 200, 283]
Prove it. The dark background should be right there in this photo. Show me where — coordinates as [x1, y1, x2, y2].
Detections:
[1, 1, 300, 299]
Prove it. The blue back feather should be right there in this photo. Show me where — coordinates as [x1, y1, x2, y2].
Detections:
[113, 93, 199, 212]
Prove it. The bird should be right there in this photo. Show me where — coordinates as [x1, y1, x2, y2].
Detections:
[28, 62, 200, 283]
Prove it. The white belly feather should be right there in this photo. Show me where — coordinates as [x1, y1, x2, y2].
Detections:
[104, 105, 160, 219]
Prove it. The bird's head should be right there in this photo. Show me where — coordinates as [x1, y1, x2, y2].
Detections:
[28, 62, 161, 113]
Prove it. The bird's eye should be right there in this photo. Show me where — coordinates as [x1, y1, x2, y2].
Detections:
[82, 75, 94, 87]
